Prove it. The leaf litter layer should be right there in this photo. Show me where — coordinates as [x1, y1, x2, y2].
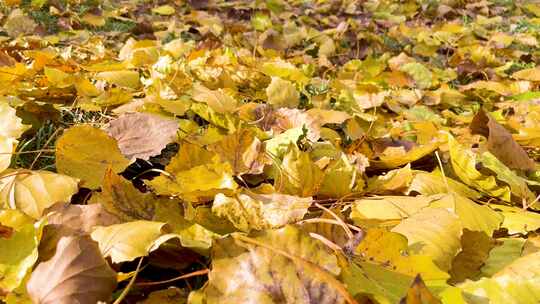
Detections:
[1, 0, 540, 303]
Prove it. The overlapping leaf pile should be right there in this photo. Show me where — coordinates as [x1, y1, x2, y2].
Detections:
[2, 0, 540, 303]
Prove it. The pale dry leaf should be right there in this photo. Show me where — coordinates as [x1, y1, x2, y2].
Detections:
[106, 112, 179, 161]
[27, 236, 117, 304]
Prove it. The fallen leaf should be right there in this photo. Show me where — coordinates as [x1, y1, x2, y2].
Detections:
[470, 109, 535, 170]
[56, 125, 131, 189]
[0, 170, 79, 219]
[27, 236, 117, 304]
[106, 112, 179, 161]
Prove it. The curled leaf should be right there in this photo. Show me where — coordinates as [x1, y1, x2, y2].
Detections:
[27, 236, 117, 304]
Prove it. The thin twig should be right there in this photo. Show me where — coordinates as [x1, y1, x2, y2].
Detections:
[30, 128, 62, 170]
[112, 257, 144, 304]
[135, 269, 209, 287]
[314, 202, 353, 239]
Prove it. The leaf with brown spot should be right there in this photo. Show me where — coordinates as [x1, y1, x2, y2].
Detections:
[92, 168, 157, 221]
[207, 128, 268, 175]
[470, 109, 535, 171]
[197, 225, 349, 304]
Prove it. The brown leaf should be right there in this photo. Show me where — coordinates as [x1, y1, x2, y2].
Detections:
[27, 236, 117, 304]
[106, 112, 179, 161]
[470, 109, 535, 170]
[400, 275, 441, 304]
[39, 203, 120, 261]
[93, 168, 158, 221]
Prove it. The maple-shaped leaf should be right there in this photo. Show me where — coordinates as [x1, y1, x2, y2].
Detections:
[27, 236, 117, 304]
[106, 112, 179, 161]
[194, 225, 352, 303]
[56, 125, 131, 189]
[0, 170, 79, 219]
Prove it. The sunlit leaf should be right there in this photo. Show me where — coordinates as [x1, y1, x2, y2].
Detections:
[90, 221, 174, 263]
[196, 225, 351, 303]
[392, 208, 463, 271]
[0, 210, 43, 298]
[0, 170, 79, 219]
[56, 125, 131, 189]
[212, 192, 311, 232]
[105, 112, 179, 161]
[274, 144, 325, 197]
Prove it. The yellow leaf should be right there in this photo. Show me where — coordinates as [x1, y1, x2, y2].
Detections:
[95, 70, 141, 89]
[266, 76, 300, 108]
[55, 125, 131, 189]
[392, 208, 463, 271]
[152, 5, 175, 15]
[513, 67, 540, 81]
[90, 221, 172, 263]
[81, 13, 106, 27]
[0, 170, 79, 219]
[275, 144, 325, 197]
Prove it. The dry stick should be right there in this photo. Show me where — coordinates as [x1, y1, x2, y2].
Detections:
[233, 234, 359, 304]
[309, 232, 343, 252]
[135, 269, 210, 287]
[299, 218, 363, 233]
[314, 202, 354, 239]
[0, 149, 56, 155]
[0, 170, 34, 181]
[434, 150, 450, 193]
[113, 257, 144, 304]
